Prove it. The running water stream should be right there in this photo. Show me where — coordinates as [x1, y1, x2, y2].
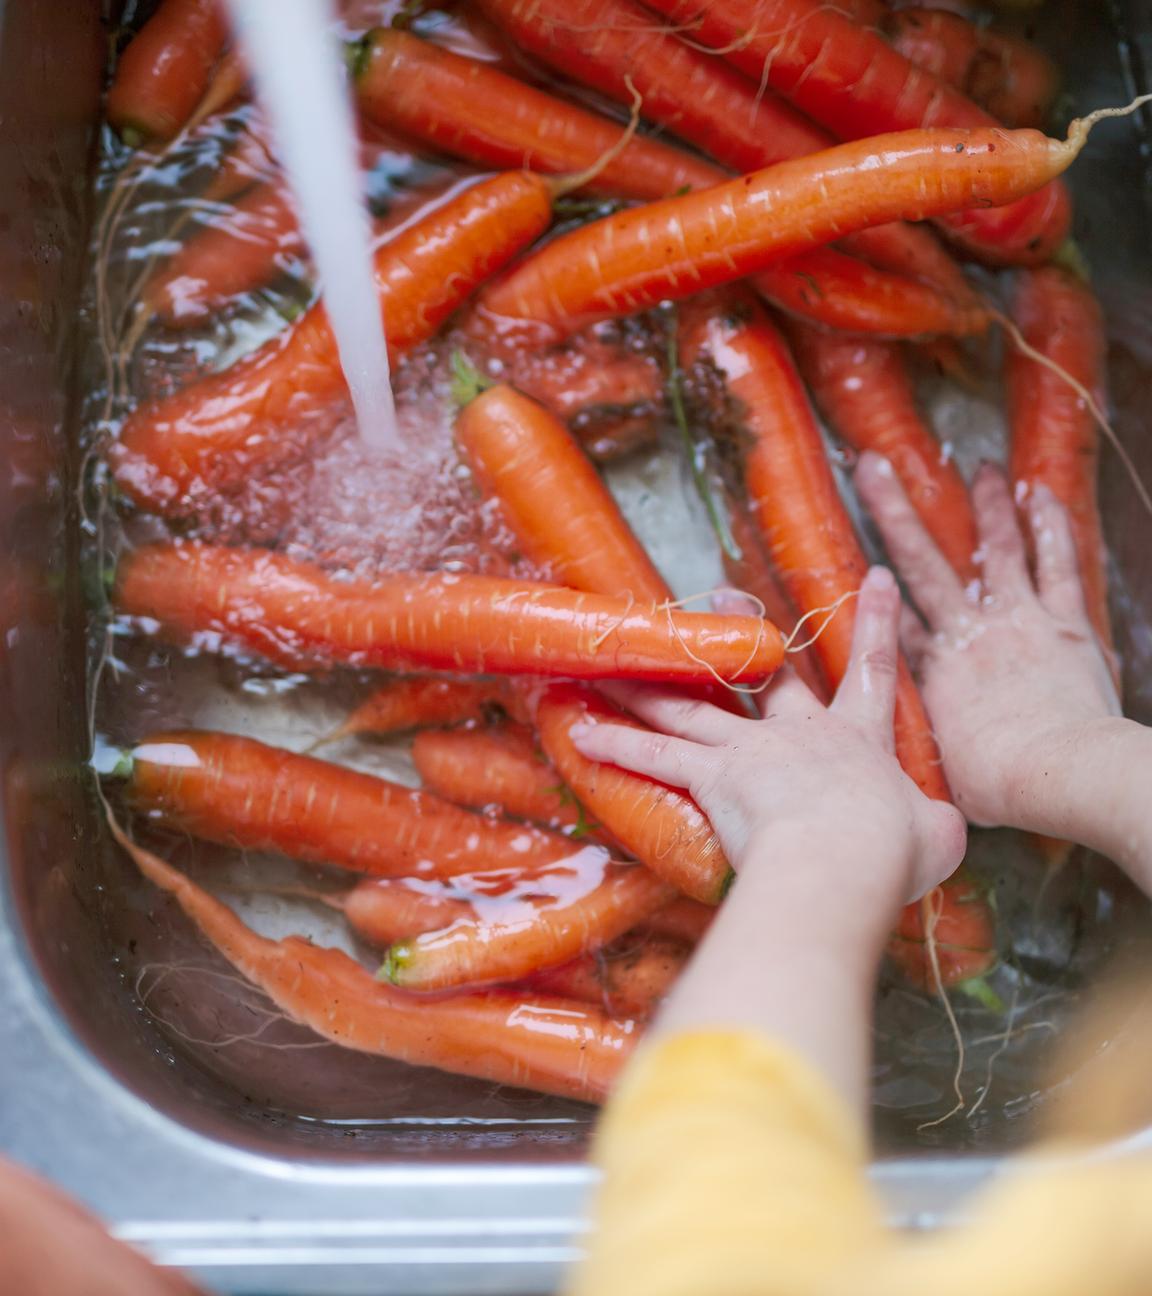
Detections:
[226, 0, 398, 449]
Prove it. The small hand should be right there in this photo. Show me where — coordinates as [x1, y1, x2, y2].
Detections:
[570, 566, 966, 926]
[855, 453, 1120, 833]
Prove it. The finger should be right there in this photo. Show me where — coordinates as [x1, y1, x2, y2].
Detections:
[568, 720, 710, 790]
[711, 587, 762, 618]
[757, 662, 821, 720]
[596, 681, 743, 745]
[908, 801, 969, 901]
[1025, 482, 1090, 624]
[855, 452, 967, 631]
[972, 463, 1034, 602]
[900, 605, 930, 670]
[832, 566, 900, 744]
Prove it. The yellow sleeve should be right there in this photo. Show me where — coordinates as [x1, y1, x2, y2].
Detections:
[566, 1029, 885, 1296]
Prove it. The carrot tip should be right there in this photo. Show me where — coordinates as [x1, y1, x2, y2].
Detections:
[346, 32, 373, 81]
[717, 867, 736, 902]
[118, 124, 147, 149]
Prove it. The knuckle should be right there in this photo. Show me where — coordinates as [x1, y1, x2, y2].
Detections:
[860, 647, 898, 679]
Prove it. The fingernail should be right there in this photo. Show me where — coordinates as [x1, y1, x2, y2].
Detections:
[863, 565, 896, 593]
[569, 722, 593, 742]
[863, 452, 893, 477]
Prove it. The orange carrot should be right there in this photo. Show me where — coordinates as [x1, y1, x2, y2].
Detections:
[884, 7, 1060, 130]
[121, 832, 637, 1102]
[639, 0, 1070, 265]
[476, 122, 1087, 344]
[119, 729, 604, 879]
[341, 877, 478, 945]
[107, 0, 229, 144]
[335, 677, 513, 742]
[456, 383, 669, 600]
[382, 863, 673, 990]
[886, 873, 998, 989]
[112, 171, 555, 514]
[201, 111, 278, 204]
[638, 897, 714, 945]
[505, 335, 663, 425]
[678, 291, 947, 797]
[413, 724, 595, 837]
[185, 43, 249, 130]
[527, 937, 688, 1017]
[115, 543, 783, 684]
[1007, 265, 1113, 654]
[536, 683, 732, 905]
[353, 28, 720, 201]
[838, 221, 976, 306]
[478, 0, 983, 335]
[789, 324, 979, 581]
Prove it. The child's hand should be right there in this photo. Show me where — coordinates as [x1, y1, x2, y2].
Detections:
[570, 566, 966, 926]
[856, 454, 1120, 834]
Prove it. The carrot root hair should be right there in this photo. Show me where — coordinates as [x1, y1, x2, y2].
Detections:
[915, 886, 970, 1131]
[550, 74, 643, 197]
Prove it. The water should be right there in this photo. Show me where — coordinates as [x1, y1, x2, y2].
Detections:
[226, 0, 398, 449]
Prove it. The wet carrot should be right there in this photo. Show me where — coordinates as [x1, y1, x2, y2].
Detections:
[535, 683, 732, 905]
[838, 221, 976, 306]
[678, 292, 947, 797]
[456, 383, 668, 600]
[115, 543, 783, 684]
[1007, 265, 1113, 653]
[789, 324, 979, 580]
[884, 7, 1060, 130]
[335, 677, 512, 742]
[107, 0, 229, 144]
[112, 171, 555, 514]
[476, 122, 1088, 344]
[527, 937, 688, 1017]
[638, 897, 714, 945]
[382, 863, 673, 990]
[639, 0, 1070, 264]
[478, 0, 984, 336]
[413, 724, 594, 837]
[119, 729, 603, 879]
[887, 873, 998, 989]
[353, 28, 719, 200]
[121, 831, 637, 1102]
[342, 878, 478, 946]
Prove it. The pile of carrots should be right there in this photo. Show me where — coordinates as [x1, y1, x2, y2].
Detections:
[98, 0, 1118, 1105]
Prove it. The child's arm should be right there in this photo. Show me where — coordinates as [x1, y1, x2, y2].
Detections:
[856, 454, 1152, 891]
[572, 566, 966, 1114]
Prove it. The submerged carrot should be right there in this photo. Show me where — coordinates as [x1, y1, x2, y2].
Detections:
[887, 873, 998, 989]
[639, 0, 1070, 264]
[112, 171, 555, 514]
[115, 544, 783, 684]
[1007, 265, 1113, 654]
[353, 28, 720, 200]
[122, 832, 637, 1102]
[476, 122, 1088, 344]
[118, 729, 603, 879]
[456, 383, 668, 599]
[341, 878, 479, 946]
[335, 677, 512, 742]
[413, 724, 594, 837]
[528, 937, 688, 1018]
[536, 683, 732, 905]
[107, 0, 229, 143]
[639, 897, 714, 945]
[382, 863, 673, 990]
[789, 325, 979, 581]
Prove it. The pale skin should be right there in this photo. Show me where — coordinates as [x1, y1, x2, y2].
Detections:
[571, 455, 1152, 1114]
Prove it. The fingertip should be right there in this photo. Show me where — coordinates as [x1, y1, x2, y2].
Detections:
[862, 565, 897, 595]
[568, 722, 593, 743]
[858, 450, 894, 480]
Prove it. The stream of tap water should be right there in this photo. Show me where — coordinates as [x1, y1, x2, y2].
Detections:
[226, 0, 398, 449]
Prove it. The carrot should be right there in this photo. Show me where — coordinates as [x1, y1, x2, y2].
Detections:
[117, 729, 605, 879]
[115, 543, 783, 684]
[456, 383, 669, 600]
[475, 120, 1089, 344]
[536, 683, 732, 905]
[353, 28, 720, 201]
[107, 0, 229, 144]
[678, 291, 947, 797]
[574, 409, 660, 463]
[639, 0, 1070, 264]
[883, 7, 1060, 130]
[1007, 265, 1113, 654]
[382, 862, 672, 990]
[201, 111, 278, 204]
[788, 324, 979, 581]
[341, 877, 478, 945]
[505, 334, 663, 424]
[185, 43, 250, 131]
[837, 221, 976, 307]
[413, 724, 597, 837]
[527, 937, 688, 1017]
[120, 831, 637, 1102]
[679, 291, 995, 987]
[638, 897, 714, 945]
[478, 0, 983, 334]
[334, 677, 513, 742]
[112, 171, 555, 514]
[886, 873, 997, 989]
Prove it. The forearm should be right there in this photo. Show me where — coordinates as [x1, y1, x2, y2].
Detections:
[1019, 716, 1152, 892]
[653, 823, 895, 1117]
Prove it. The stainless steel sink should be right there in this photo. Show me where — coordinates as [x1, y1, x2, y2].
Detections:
[2, 1, 1152, 1292]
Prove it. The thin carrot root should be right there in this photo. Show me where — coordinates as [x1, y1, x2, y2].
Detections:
[547, 75, 644, 198]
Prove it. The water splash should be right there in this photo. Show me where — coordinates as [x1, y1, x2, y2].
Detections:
[226, 0, 397, 449]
